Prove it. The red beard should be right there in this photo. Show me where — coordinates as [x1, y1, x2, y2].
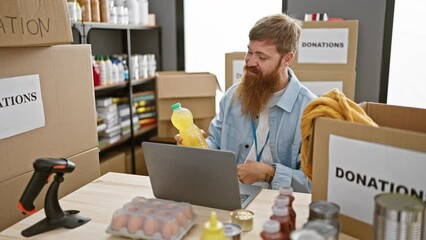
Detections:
[235, 62, 282, 117]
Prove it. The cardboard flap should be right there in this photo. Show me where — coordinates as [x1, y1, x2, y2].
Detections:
[156, 72, 221, 99]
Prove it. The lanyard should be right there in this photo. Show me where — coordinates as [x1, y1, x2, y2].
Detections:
[251, 118, 270, 162]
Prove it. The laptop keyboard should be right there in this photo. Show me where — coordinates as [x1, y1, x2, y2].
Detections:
[240, 194, 250, 204]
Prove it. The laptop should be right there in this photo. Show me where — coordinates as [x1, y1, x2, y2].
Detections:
[142, 142, 262, 210]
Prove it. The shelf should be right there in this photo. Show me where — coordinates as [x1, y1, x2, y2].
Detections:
[99, 134, 131, 152]
[134, 124, 157, 138]
[132, 77, 155, 87]
[95, 82, 128, 92]
[84, 22, 160, 30]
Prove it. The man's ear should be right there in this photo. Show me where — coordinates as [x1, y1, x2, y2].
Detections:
[282, 52, 294, 68]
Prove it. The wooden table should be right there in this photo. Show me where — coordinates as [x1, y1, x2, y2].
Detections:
[0, 173, 357, 239]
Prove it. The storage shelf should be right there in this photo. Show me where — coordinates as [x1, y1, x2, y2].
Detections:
[95, 82, 128, 92]
[99, 134, 131, 152]
[132, 77, 155, 87]
[134, 124, 157, 138]
[85, 22, 160, 31]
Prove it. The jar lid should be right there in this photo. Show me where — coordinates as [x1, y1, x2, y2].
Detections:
[309, 201, 340, 220]
[303, 220, 338, 238]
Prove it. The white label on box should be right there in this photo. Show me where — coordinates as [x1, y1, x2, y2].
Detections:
[232, 60, 245, 85]
[0, 75, 45, 140]
[301, 81, 343, 96]
[298, 28, 349, 64]
[328, 135, 426, 225]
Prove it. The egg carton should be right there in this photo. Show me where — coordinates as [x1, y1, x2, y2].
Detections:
[106, 197, 197, 240]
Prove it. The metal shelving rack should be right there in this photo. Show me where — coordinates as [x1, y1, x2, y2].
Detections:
[72, 22, 161, 174]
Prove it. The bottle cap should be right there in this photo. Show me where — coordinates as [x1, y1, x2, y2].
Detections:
[263, 220, 280, 233]
[171, 102, 181, 111]
[272, 206, 288, 216]
[204, 211, 223, 233]
[274, 196, 289, 207]
[290, 229, 325, 240]
[279, 186, 293, 196]
[308, 201, 340, 220]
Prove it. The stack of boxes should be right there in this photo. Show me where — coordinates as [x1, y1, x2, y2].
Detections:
[156, 72, 219, 139]
[0, 0, 99, 230]
[290, 20, 358, 100]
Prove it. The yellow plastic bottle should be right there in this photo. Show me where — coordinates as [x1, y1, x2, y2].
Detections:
[201, 211, 227, 240]
[171, 103, 208, 148]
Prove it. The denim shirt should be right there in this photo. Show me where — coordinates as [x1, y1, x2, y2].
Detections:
[206, 69, 316, 193]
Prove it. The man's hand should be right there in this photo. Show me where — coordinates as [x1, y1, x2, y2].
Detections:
[237, 161, 275, 184]
[174, 129, 207, 145]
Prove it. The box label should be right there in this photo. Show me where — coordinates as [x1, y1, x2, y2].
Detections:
[0, 74, 45, 140]
[301, 81, 343, 96]
[298, 28, 349, 64]
[232, 60, 244, 85]
[327, 135, 426, 224]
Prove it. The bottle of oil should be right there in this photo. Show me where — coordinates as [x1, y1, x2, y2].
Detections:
[171, 102, 208, 148]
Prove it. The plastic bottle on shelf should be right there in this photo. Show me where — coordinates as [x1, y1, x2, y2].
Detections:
[92, 56, 101, 87]
[171, 103, 208, 148]
[116, 56, 125, 82]
[270, 206, 292, 240]
[112, 60, 119, 83]
[67, 0, 78, 23]
[277, 186, 296, 229]
[126, 0, 139, 24]
[76, 2, 82, 22]
[105, 56, 113, 85]
[110, 6, 117, 24]
[147, 54, 156, 77]
[99, 0, 110, 23]
[98, 56, 107, 86]
[138, 0, 149, 25]
[78, 0, 91, 22]
[260, 220, 285, 240]
[123, 7, 129, 24]
[91, 0, 101, 22]
[140, 54, 148, 78]
[201, 212, 227, 240]
[122, 56, 129, 81]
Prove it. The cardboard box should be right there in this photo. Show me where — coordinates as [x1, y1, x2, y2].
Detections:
[0, 147, 100, 231]
[294, 70, 356, 100]
[157, 97, 216, 121]
[156, 72, 220, 99]
[156, 72, 219, 138]
[225, 52, 246, 90]
[0, 45, 98, 182]
[158, 117, 213, 139]
[0, 0, 73, 47]
[100, 151, 126, 175]
[310, 103, 426, 239]
[123, 146, 148, 175]
[290, 20, 358, 71]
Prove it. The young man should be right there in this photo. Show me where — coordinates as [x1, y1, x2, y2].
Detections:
[178, 13, 316, 192]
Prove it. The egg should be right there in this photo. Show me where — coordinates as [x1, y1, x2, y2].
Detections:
[183, 206, 193, 220]
[165, 203, 178, 209]
[162, 218, 180, 239]
[158, 210, 170, 216]
[176, 211, 186, 227]
[143, 217, 158, 236]
[111, 213, 128, 231]
[143, 207, 154, 215]
[127, 215, 143, 234]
